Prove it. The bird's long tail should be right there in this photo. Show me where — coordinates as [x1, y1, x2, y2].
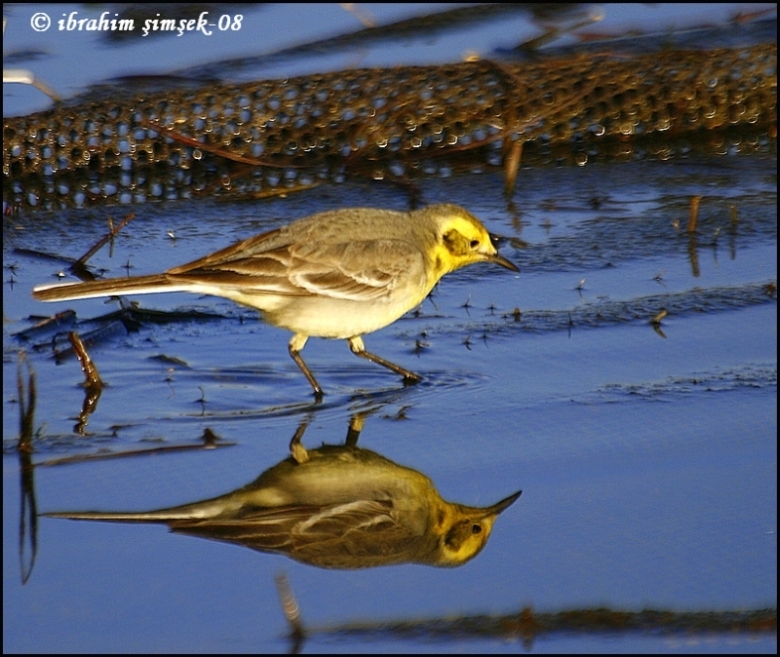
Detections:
[33, 274, 182, 302]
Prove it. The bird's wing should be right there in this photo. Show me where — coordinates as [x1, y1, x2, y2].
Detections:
[168, 234, 426, 302]
[165, 228, 304, 295]
[288, 238, 425, 301]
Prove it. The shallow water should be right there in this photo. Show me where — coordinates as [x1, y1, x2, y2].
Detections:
[3, 3, 777, 653]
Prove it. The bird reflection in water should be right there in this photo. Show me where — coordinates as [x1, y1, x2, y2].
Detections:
[44, 415, 521, 568]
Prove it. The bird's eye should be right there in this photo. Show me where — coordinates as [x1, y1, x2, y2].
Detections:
[470, 239, 480, 249]
[471, 524, 482, 534]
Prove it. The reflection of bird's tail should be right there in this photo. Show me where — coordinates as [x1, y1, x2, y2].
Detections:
[43, 496, 235, 523]
[43, 510, 179, 522]
[33, 274, 178, 302]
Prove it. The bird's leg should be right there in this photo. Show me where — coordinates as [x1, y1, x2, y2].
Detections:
[288, 335, 323, 397]
[347, 337, 422, 384]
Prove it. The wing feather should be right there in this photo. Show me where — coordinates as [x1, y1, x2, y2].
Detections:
[168, 236, 425, 302]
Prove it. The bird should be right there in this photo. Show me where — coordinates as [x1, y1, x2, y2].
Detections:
[43, 437, 522, 569]
[33, 203, 518, 395]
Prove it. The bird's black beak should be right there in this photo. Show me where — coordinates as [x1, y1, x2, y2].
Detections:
[489, 233, 519, 272]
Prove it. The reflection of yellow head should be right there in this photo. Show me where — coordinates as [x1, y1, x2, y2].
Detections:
[434, 492, 522, 567]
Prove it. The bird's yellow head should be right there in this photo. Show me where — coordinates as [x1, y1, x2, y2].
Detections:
[422, 204, 519, 279]
[434, 490, 521, 567]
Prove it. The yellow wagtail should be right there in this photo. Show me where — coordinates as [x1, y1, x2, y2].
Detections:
[33, 203, 518, 395]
